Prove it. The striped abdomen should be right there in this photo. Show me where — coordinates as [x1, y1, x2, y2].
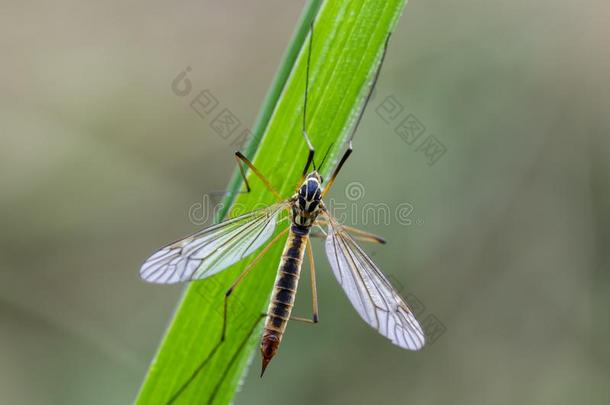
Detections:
[260, 225, 309, 374]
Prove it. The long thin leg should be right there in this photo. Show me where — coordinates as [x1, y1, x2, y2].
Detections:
[322, 34, 393, 197]
[168, 313, 267, 405]
[222, 226, 289, 340]
[306, 237, 319, 322]
[201, 155, 253, 208]
[290, 316, 317, 324]
[208, 314, 266, 404]
[234, 153, 252, 193]
[283, 238, 319, 325]
[313, 220, 386, 244]
[210, 152, 260, 203]
[235, 151, 282, 200]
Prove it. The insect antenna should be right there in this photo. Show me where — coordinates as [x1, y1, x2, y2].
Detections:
[301, 21, 315, 176]
[322, 34, 392, 196]
[317, 142, 334, 174]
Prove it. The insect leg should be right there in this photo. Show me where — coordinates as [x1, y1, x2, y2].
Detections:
[190, 151, 262, 209]
[234, 153, 252, 193]
[289, 316, 318, 324]
[342, 225, 386, 244]
[308, 229, 326, 239]
[313, 220, 386, 244]
[222, 226, 289, 341]
[168, 313, 266, 405]
[207, 313, 266, 405]
[235, 151, 283, 200]
[306, 237, 319, 322]
[322, 34, 392, 197]
[285, 237, 319, 324]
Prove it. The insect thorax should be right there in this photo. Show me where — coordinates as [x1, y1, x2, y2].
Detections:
[291, 172, 323, 228]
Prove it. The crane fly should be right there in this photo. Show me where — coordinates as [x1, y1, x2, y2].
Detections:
[140, 25, 425, 378]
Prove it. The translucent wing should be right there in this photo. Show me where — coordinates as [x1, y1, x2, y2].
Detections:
[140, 202, 288, 284]
[325, 219, 425, 350]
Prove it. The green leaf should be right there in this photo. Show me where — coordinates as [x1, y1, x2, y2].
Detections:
[136, 1, 408, 403]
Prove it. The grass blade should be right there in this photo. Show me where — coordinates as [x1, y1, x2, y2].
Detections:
[136, 1, 408, 403]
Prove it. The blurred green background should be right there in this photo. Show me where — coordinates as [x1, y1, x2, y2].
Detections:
[1, 0, 609, 404]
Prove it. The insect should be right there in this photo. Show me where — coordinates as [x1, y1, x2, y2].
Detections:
[140, 25, 425, 377]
